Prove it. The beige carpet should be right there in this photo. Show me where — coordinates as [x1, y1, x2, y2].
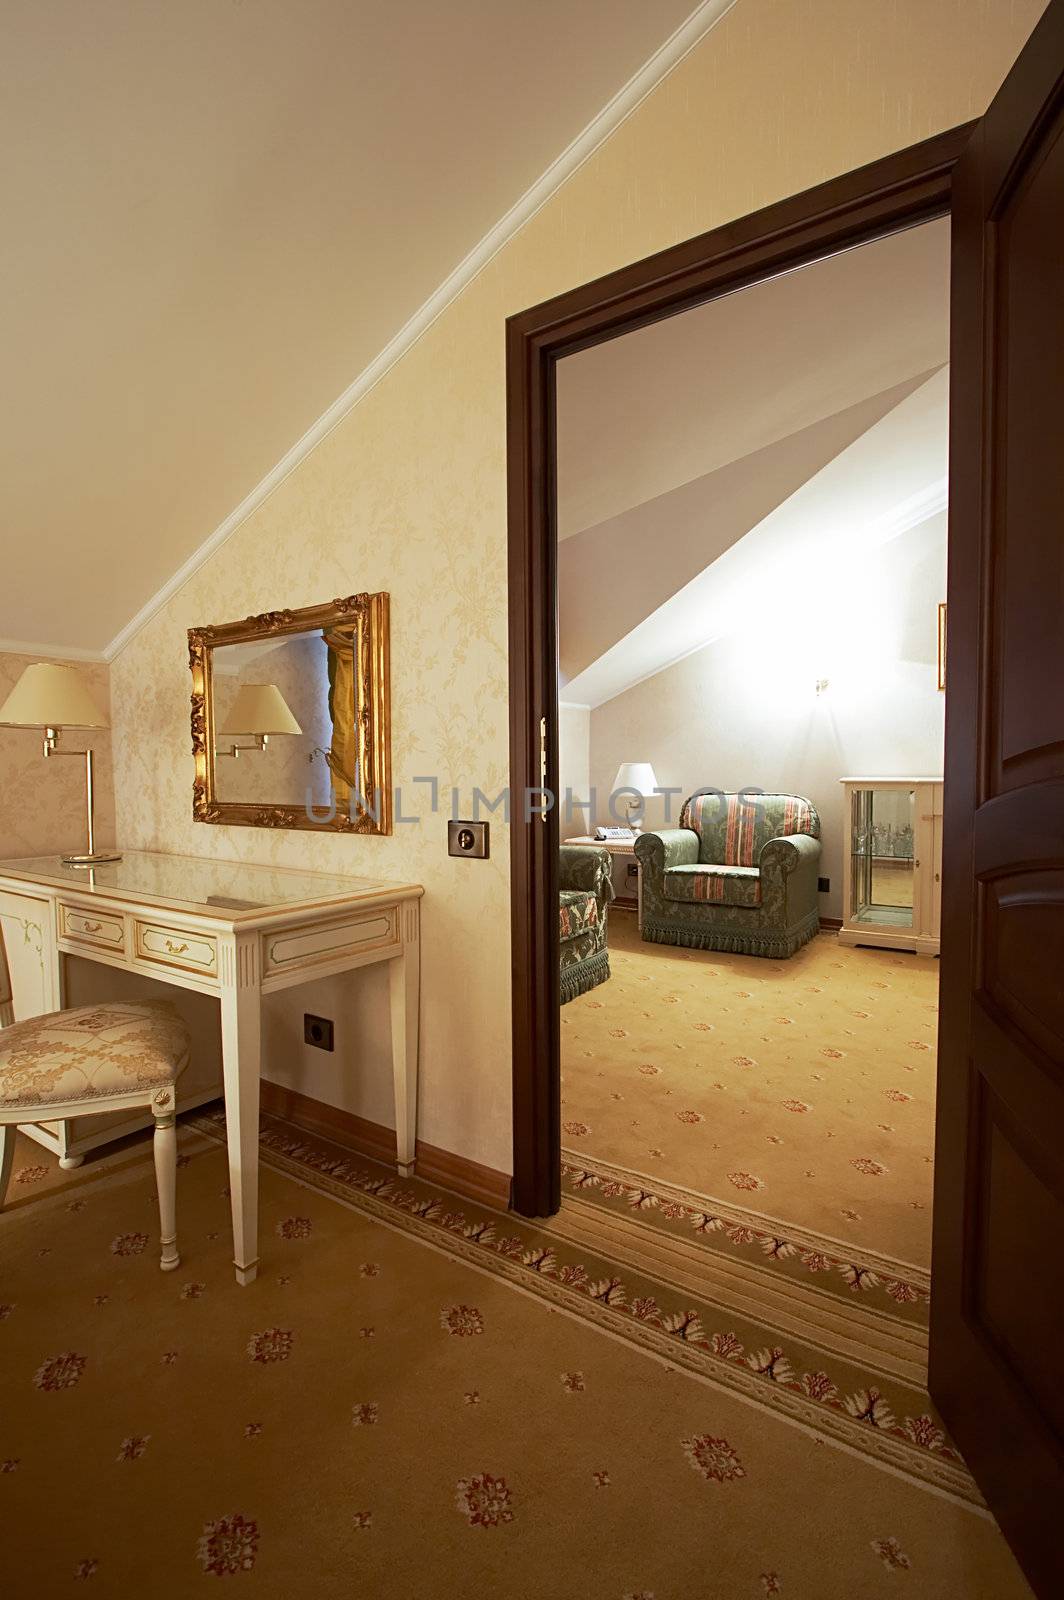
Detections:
[561, 914, 938, 1269]
[0, 1118, 1030, 1598]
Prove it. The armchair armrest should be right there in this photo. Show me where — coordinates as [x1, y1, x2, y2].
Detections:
[634, 829, 699, 882]
[758, 832, 821, 876]
[559, 844, 616, 906]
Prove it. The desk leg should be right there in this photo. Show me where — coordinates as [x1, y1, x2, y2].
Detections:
[389, 901, 420, 1177]
[220, 934, 262, 1286]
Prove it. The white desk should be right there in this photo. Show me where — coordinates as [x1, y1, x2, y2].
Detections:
[0, 851, 423, 1284]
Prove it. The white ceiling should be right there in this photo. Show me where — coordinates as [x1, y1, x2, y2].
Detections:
[556, 219, 951, 705]
[1, 0, 705, 654]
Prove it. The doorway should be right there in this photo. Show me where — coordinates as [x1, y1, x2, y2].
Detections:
[507, 123, 969, 1221]
[551, 217, 949, 1278]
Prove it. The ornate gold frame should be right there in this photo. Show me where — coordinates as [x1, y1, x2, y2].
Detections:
[188, 593, 391, 835]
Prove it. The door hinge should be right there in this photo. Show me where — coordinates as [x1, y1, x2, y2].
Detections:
[539, 715, 548, 821]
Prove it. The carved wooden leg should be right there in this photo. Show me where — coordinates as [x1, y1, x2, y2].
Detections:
[0, 1122, 15, 1208]
[152, 1094, 180, 1272]
[389, 901, 421, 1177]
[220, 935, 262, 1286]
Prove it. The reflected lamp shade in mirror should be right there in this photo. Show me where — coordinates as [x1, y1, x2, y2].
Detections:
[217, 683, 303, 737]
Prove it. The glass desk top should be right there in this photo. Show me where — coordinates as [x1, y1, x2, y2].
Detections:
[0, 850, 419, 921]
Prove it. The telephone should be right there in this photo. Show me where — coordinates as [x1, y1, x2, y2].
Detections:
[594, 826, 635, 842]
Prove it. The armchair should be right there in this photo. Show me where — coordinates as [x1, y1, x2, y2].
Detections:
[559, 843, 615, 1003]
[635, 791, 821, 959]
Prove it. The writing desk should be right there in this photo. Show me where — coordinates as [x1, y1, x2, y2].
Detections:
[0, 851, 423, 1284]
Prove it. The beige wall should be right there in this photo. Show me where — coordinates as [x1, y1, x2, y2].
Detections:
[0, 651, 116, 861]
[109, 0, 1043, 1175]
[591, 513, 948, 921]
[559, 703, 592, 840]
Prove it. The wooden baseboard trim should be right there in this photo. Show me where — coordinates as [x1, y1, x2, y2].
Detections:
[260, 1081, 512, 1212]
[819, 916, 843, 931]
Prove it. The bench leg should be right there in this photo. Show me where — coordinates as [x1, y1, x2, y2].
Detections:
[152, 1099, 180, 1273]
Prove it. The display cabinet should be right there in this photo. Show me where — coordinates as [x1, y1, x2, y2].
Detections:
[839, 778, 942, 955]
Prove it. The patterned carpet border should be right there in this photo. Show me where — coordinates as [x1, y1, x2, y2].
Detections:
[560, 1152, 930, 1326]
[192, 1111, 979, 1509]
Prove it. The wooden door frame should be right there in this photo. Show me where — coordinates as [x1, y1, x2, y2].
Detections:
[507, 122, 973, 1217]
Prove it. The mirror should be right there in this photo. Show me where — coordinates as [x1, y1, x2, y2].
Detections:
[189, 593, 391, 834]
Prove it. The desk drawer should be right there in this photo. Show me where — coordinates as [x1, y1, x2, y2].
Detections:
[262, 907, 399, 980]
[134, 919, 218, 979]
[59, 901, 126, 954]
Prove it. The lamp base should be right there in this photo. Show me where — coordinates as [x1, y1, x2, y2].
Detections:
[62, 851, 122, 867]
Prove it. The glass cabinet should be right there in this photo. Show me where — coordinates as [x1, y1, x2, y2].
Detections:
[839, 778, 942, 955]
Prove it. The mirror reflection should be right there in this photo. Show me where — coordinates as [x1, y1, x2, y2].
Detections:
[190, 591, 390, 834]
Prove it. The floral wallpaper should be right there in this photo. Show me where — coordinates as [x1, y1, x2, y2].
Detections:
[0, 651, 116, 862]
[108, 0, 1043, 1174]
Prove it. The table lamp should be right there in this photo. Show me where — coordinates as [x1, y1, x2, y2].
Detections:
[0, 662, 120, 866]
[215, 683, 302, 758]
[612, 762, 659, 832]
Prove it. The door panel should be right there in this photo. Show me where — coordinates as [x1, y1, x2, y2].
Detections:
[934, 3, 1064, 1592]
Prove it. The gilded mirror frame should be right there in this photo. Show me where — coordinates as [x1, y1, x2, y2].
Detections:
[188, 593, 391, 834]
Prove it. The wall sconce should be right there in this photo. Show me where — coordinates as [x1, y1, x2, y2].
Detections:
[216, 683, 302, 758]
[815, 678, 830, 697]
[0, 662, 120, 866]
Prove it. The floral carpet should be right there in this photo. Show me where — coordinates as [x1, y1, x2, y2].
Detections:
[0, 1115, 1031, 1598]
[561, 914, 939, 1269]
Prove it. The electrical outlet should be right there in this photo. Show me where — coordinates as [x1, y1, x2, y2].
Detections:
[448, 819, 489, 859]
[818, 876, 830, 894]
[304, 1013, 334, 1051]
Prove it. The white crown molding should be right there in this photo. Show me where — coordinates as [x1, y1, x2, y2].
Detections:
[0, 637, 107, 664]
[103, 0, 738, 663]
[874, 476, 948, 541]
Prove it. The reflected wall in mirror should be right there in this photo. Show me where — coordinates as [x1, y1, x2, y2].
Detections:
[189, 593, 391, 834]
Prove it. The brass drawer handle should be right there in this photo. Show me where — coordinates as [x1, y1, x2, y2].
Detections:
[164, 938, 190, 956]
[81, 920, 103, 934]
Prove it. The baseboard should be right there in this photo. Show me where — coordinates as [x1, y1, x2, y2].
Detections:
[259, 1081, 512, 1212]
[819, 916, 843, 931]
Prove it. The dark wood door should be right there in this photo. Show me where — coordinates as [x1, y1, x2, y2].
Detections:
[934, 4, 1064, 1593]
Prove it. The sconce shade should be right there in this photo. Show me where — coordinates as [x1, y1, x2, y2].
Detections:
[0, 663, 109, 729]
[612, 762, 659, 796]
[218, 683, 302, 736]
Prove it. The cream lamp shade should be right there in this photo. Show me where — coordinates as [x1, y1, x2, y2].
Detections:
[612, 762, 659, 797]
[217, 683, 302, 737]
[0, 662, 109, 729]
[0, 662, 118, 867]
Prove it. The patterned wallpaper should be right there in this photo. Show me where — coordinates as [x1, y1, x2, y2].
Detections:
[0, 651, 116, 861]
[109, 0, 1044, 1174]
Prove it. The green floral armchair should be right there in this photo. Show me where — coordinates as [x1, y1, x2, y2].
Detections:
[559, 844, 615, 1004]
[635, 792, 821, 959]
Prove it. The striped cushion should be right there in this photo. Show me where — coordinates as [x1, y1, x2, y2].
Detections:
[664, 865, 763, 908]
[680, 792, 819, 866]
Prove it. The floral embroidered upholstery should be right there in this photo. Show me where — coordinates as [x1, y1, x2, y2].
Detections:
[0, 1000, 190, 1109]
[664, 865, 763, 908]
[636, 792, 822, 959]
[560, 889, 599, 942]
[559, 845, 615, 1004]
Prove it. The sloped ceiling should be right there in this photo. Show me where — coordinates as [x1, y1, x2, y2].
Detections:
[0, 0, 701, 654]
[556, 218, 950, 705]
